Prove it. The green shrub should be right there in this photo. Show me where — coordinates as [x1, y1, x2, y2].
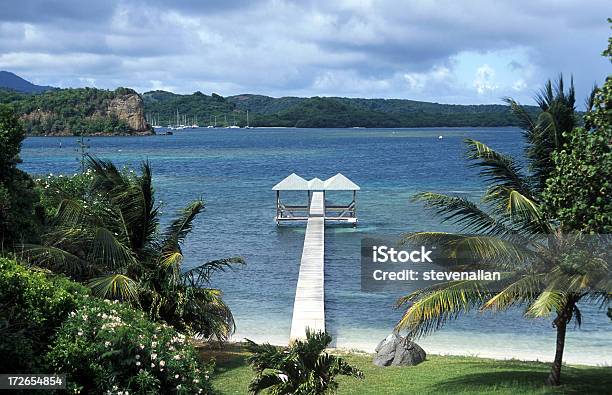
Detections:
[0, 257, 88, 372]
[0, 258, 215, 394]
[46, 297, 214, 394]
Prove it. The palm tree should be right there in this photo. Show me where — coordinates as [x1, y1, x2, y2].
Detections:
[396, 138, 610, 386]
[245, 330, 363, 395]
[23, 156, 244, 341]
[503, 75, 577, 192]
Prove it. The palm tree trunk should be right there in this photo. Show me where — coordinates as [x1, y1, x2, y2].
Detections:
[546, 301, 573, 386]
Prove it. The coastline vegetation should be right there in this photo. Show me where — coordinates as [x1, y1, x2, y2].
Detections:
[396, 38, 612, 386]
[143, 91, 540, 128]
[26, 158, 244, 341]
[0, 87, 134, 135]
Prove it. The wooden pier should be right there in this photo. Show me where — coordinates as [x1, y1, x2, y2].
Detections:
[289, 192, 326, 341]
[272, 173, 359, 342]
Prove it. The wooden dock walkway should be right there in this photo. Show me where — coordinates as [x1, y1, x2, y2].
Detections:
[289, 192, 325, 341]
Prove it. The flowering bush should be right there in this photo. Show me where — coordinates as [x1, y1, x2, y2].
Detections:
[46, 297, 214, 394]
[0, 257, 87, 372]
[34, 170, 96, 218]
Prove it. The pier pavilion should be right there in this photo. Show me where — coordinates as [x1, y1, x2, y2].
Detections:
[272, 173, 360, 225]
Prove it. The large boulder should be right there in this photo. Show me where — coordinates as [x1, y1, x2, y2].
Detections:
[373, 333, 426, 367]
[373, 332, 400, 367]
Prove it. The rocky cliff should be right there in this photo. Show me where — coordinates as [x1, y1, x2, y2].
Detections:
[0, 87, 153, 136]
[108, 92, 150, 133]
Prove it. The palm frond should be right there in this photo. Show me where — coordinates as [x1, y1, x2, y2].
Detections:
[411, 192, 515, 236]
[182, 257, 245, 287]
[503, 97, 536, 132]
[87, 273, 140, 302]
[466, 138, 531, 191]
[90, 227, 137, 270]
[482, 274, 546, 311]
[396, 280, 493, 338]
[399, 232, 533, 266]
[483, 186, 551, 234]
[19, 244, 90, 278]
[247, 371, 285, 395]
[526, 290, 566, 318]
[54, 198, 89, 227]
[162, 200, 204, 249]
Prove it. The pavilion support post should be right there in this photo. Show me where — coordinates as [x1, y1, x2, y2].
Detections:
[276, 190, 280, 224]
[353, 190, 357, 227]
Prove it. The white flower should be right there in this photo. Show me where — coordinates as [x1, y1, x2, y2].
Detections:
[136, 361, 141, 366]
[175, 374, 179, 379]
[176, 385, 181, 390]
[193, 379, 199, 384]
[151, 341, 157, 347]
[173, 355, 181, 360]
[159, 360, 165, 367]
[104, 341, 111, 347]
[139, 344, 145, 349]
[77, 331, 83, 336]
[151, 353, 157, 360]
[151, 363, 155, 368]
[135, 355, 140, 360]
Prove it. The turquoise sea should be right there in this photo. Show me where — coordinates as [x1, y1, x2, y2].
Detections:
[20, 127, 612, 365]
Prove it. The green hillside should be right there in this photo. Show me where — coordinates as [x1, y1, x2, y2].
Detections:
[145, 91, 540, 128]
[0, 87, 152, 135]
[142, 90, 235, 126]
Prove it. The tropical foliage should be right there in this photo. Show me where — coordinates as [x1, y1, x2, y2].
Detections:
[0, 257, 87, 373]
[24, 157, 244, 341]
[0, 258, 214, 394]
[503, 75, 580, 192]
[245, 330, 363, 395]
[543, 34, 612, 233]
[396, 71, 611, 386]
[0, 104, 41, 246]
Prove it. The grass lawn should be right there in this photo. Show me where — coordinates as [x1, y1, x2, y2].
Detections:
[200, 344, 612, 395]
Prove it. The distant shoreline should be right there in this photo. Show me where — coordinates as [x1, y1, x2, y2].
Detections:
[25, 125, 521, 137]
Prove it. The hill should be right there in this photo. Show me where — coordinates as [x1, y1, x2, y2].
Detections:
[143, 91, 539, 128]
[0, 87, 153, 136]
[0, 71, 54, 93]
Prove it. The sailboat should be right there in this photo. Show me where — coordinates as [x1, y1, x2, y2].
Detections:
[207, 115, 215, 128]
[244, 110, 252, 129]
[229, 114, 240, 128]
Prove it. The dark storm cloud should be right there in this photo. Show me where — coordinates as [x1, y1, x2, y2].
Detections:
[0, 0, 610, 104]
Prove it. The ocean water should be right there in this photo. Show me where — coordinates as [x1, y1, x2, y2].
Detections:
[20, 127, 612, 365]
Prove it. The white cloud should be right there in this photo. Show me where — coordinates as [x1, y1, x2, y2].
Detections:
[403, 66, 452, 93]
[474, 64, 498, 95]
[0, 0, 609, 105]
[512, 79, 527, 91]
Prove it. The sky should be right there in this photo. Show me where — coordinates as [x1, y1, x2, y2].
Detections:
[0, 0, 610, 106]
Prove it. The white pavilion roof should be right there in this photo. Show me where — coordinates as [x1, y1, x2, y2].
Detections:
[323, 173, 361, 190]
[272, 173, 309, 190]
[273, 173, 360, 191]
[307, 177, 325, 190]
